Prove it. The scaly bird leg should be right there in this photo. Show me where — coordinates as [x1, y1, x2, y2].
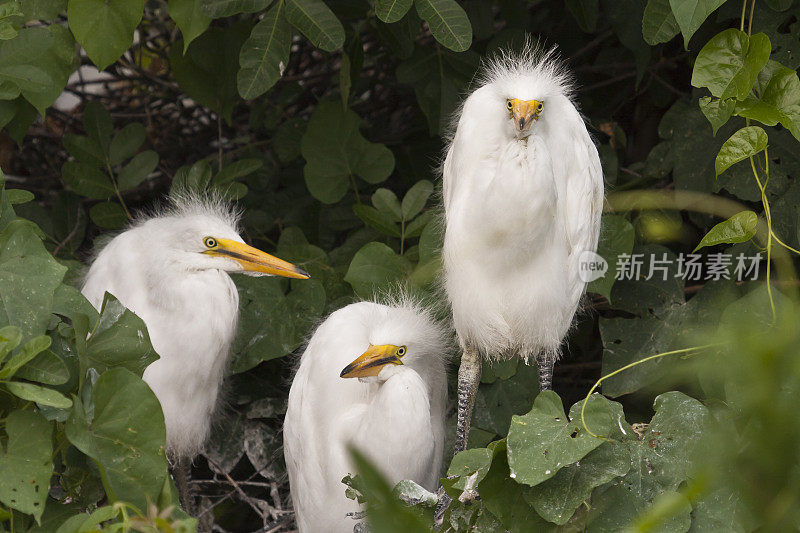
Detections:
[535, 351, 555, 391]
[172, 458, 196, 516]
[435, 344, 482, 526]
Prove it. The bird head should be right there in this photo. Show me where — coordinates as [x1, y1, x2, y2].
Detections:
[506, 98, 543, 135]
[140, 206, 309, 279]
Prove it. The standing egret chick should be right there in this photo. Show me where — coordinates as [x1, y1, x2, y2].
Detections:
[81, 195, 309, 460]
[442, 44, 603, 457]
[284, 299, 448, 533]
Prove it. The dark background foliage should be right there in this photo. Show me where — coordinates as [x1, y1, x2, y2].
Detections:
[1, 0, 800, 531]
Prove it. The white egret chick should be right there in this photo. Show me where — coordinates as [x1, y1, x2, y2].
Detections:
[284, 299, 448, 532]
[81, 195, 309, 460]
[442, 45, 603, 456]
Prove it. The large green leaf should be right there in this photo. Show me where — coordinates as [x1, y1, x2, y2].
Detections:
[505, 392, 621, 486]
[83, 293, 158, 376]
[61, 161, 114, 199]
[108, 122, 145, 166]
[401, 180, 433, 220]
[525, 443, 630, 525]
[668, 0, 726, 47]
[698, 96, 735, 134]
[0, 220, 67, 338]
[169, 0, 212, 52]
[67, 0, 144, 70]
[642, 0, 679, 45]
[117, 150, 158, 190]
[14, 349, 69, 385]
[4, 381, 72, 408]
[200, 0, 273, 17]
[238, 1, 293, 100]
[344, 242, 409, 297]
[285, 0, 344, 52]
[375, 0, 413, 23]
[0, 334, 51, 379]
[691, 30, 771, 100]
[693, 211, 757, 251]
[301, 101, 394, 203]
[66, 368, 168, 511]
[715, 126, 768, 175]
[0, 410, 52, 521]
[415, 0, 472, 52]
[734, 60, 800, 141]
[89, 202, 128, 229]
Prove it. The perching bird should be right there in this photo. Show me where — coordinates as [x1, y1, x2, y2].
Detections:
[284, 299, 448, 533]
[81, 195, 309, 460]
[441, 44, 603, 457]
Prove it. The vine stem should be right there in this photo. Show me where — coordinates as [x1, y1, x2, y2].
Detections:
[748, 0, 756, 36]
[740, 0, 747, 31]
[106, 160, 132, 220]
[750, 147, 776, 322]
[580, 344, 719, 440]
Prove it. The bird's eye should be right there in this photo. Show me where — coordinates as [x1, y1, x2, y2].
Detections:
[397, 346, 407, 357]
[506, 100, 513, 110]
[537, 103, 543, 111]
[203, 237, 217, 248]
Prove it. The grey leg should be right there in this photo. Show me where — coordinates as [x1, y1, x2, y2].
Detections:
[435, 345, 482, 526]
[172, 458, 196, 516]
[535, 351, 555, 391]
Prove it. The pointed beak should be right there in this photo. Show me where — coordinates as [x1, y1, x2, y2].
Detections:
[207, 238, 310, 279]
[510, 99, 542, 133]
[340, 344, 404, 379]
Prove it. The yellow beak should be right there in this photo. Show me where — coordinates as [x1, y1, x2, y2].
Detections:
[340, 344, 404, 379]
[509, 98, 542, 132]
[206, 238, 310, 279]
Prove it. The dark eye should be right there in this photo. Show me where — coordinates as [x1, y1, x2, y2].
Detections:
[537, 103, 543, 111]
[204, 237, 217, 248]
[506, 100, 513, 110]
[397, 346, 407, 357]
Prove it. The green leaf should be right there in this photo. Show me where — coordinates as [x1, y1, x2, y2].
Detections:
[62, 161, 114, 199]
[526, 442, 630, 525]
[375, 0, 413, 23]
[587, 214, 635, 302]
[415, 0, 472, 52]
[67, 0, 144, 70]
[301, 101, 394, 203]
[698, 96, 735, 134]
[0, 410, 53, 520]
[734, 60, 800, 141]
[353, 204, 401, 237]
[170, 160, 212, 196]
[5, 381, 72, 407]
[62, 133, 104, 165]
[169, 0, 212, 52]
[84, 293, 159, 376]
[0, 325, 22, 360]
[506, 392, 621, 486]
[372, 188, 402, 221]
[715, 125, 768, 175]
[642, 0, 679, 45]
[213, 158, 262, 185]
[108, 122, 145, 166]
[273, 118, 305, 163]
[344, 241, 408, 297]
[401, 180, 433, 220]
[668, 0, 726, 48]
[0, 334, 51, 379]
[694, 210, 758, 251]
[0, 26, 74, 115]
[6, 189, 34, 204]
[15, 349, 69, 385]
[66, 368, 168, 511]
[82, 101, 113, 152]
[89, 202, 128, 229]
[237, 1, 293, 100]
[0, 220, 67, 337]
[117, 150, 158, 190]
[200, 0, 273, 17]
[285, 0, 344, 52]
[170, 25, 248, 123]
[566, 0, 599, 33]
[691, 29, 771, 100]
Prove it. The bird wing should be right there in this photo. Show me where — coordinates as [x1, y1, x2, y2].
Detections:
[560, 127, 604, 306]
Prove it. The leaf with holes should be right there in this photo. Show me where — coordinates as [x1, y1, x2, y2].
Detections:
[0, 410, 52, 520]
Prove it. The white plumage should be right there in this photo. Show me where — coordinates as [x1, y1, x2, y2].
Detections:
[81, 195, 308, 459]
[439, 44, 603, 471]
[284, 299, 448, 533]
